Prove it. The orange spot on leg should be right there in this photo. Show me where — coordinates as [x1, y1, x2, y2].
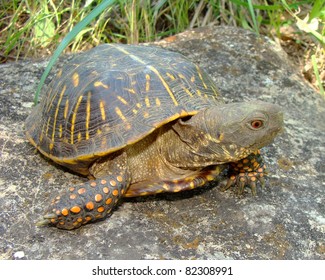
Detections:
[110, 180, 117, 187]
[61, 208, 69, 216]
[70, 206, 81, 214]
[103, 187, 109, 194]
[78, 188, 86, 194]
[95, 194, 103, 202]
[112, 190, 119, 196]
[86, 201, 94, 210]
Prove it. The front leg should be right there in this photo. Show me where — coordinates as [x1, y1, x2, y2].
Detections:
[222, 150, 267, 196]
[37, 153, 130, 230]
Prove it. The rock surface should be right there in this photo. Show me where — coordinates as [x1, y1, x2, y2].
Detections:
[0, 26, 324, 260]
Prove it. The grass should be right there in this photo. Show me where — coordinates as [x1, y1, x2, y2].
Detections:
[0, 0, 324, 96]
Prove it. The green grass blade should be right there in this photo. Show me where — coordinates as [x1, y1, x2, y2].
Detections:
[34, 0, 117, 104]
[309, 0, 325, 20]
[311, 54, 325, 96]
[247, 0, 259, 34]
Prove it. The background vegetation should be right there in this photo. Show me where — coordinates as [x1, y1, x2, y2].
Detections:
[0, 0, 324, 94]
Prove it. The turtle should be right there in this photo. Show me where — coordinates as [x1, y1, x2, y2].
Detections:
[25, 43, 283, 230]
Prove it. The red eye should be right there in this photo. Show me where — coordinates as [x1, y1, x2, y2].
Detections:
[251, 120, 263, 129]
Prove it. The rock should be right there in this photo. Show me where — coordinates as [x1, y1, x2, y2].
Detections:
[13, 251, 25, 259]
[0, 26, 324, 260]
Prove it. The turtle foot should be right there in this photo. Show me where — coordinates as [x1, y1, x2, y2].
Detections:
[37, 175, 128, 230]
[221, 150, 267, 196]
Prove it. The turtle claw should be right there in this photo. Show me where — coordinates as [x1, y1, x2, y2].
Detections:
[237, 180, 246, 195]
[250, 181, 257, 196]
[36, 213, 56, 227]
[259, 176, 266, 188]
[221, 175, 236, 192]
[221, 173, 261, 196]
[221, 151, 268, 196]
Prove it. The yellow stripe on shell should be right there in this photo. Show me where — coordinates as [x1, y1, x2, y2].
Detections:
[147, 65, 178, 106]
[56, 69, 63, 78]
[99, 100, 106, 121]
[145, 96, 150, 107]
[70, 95, 83, 144]
[45, 116, 51, 138]
[46, 88, 57, 113]
[155, 97, 161, 107]
[72, 72, 79, 87]
[115, 107, 126, 122]
[166, 72, 176, 80]
[94, 81, 109, 89]
[111, 45, 146, 64]
[86, 91, 91, 140]
[182, 86, 193, 97]
[59, 124, 63, 138]
[51, 85, 66, 143]
[123, 88, 136, 94]
[115, 107, 130, 129]
[64, 99, 69, 119]
[195, 65, 208, 89]
[210, 84, 219, 97]
[39, 123, 45, 143]
[145, 74, 150, 92]
[117, 95, 128, 105]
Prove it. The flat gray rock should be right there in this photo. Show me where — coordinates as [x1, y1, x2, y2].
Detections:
[0, 26, 324, 260]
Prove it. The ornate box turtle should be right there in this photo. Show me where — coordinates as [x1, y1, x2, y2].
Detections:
[26, 44, 283, 229]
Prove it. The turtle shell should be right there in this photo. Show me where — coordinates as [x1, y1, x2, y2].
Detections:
[26, 44, 222, 170]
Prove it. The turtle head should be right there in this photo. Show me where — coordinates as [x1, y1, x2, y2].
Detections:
[205, 101, 283, 160]
[173, 101, 283, 163]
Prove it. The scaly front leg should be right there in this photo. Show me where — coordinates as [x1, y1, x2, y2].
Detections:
[37, 155, 130, 230]
[222, 150, 267, 196]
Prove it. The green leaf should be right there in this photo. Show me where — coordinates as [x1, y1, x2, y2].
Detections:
[34, 16, 56, 47]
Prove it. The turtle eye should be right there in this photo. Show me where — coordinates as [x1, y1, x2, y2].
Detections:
[250, 120, 264, 129]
